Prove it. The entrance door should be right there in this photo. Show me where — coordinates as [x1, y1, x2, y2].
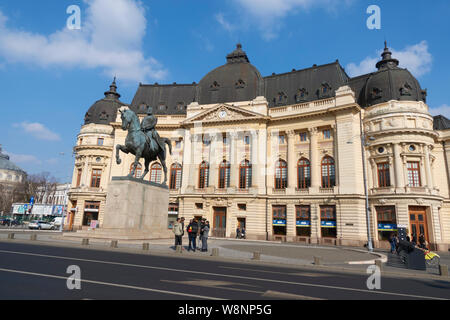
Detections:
[213, 207, 227, 238]
[409, 206, 429, 243]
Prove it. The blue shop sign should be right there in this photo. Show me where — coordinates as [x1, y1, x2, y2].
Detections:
[378, 223, 397, 231]
[296, 220, 311, 227]
[273, 219, 286, 226]
[321, 221, 337, 228]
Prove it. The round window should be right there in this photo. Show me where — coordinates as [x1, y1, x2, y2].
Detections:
[409, 145, 416, 152]
[378, 147, 385, 154]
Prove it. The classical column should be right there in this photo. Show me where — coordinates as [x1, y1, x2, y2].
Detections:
[251, 130, 259, 189]
[393, 143, 405, 189]
[181, 130, 192, 192]
[229, 131, 239, 189]
[209, 133, 219, 189]
[309, 128, 320, 192]
[191, 133, 202, 189]
[287, 130, 297, 194]
[424, 144, 434, 189]
[258, 127, 268, 194]
[287, 203, 296, 240]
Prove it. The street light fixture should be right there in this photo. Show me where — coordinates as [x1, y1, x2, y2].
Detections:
[347, 132, 375, 252]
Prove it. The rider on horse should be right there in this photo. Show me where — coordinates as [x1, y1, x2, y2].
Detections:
[141, 106, 165, 154]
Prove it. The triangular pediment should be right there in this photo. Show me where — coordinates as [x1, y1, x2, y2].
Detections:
[182, 104, 267, 125]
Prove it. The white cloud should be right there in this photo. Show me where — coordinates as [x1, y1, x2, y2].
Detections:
[215, 13, 235, 33]
[6, 153, 42, 165]
[230, 0, 352, 40]
[429, 104, 450, 118]
[12, 122, 61, 141]
[346, 41, 432, 78]
[0, 0, 167, 82]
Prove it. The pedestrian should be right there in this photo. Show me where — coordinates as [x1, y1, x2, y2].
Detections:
[172, 218, 183, 249]
[181, 217, 185, 240]
[241, 226, 246, 239]
[186, 219, 193, 251]
[188, 218, 199, 252]
[411, 234, 417, 246]
[199, 218, 206, 241]
[201, 221, 210, 252]
[236, 226, 241, 239]
[389, 233, 397, 254]
[419, 233, 426, 249]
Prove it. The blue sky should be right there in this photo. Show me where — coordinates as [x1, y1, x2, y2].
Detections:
[0, 0, 449, 181]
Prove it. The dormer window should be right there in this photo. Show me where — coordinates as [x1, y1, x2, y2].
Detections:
[235, 79, 246, 89]
[210, 81, 220, 91]
[318, 83, 332, 98]
[295, 88, 308, 102]
[275, 92, 287, 106]
[176, 102, 185, 111]
[158, 103, 167, 112]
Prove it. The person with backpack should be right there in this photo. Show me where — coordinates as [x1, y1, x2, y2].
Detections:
[172, 218, 183, 249]
[201, 220, 210, 252]
[187, 218, 199, 252]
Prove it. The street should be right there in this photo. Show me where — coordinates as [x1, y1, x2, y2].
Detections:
[0, 241, 449, 300]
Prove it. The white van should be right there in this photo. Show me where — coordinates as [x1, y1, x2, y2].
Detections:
[51, 217, 63, 228]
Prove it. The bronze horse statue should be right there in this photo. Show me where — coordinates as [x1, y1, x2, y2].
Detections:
[116, 108, 172, 184]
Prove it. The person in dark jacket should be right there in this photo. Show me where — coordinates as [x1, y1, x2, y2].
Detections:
[389, 233, 398, 254]
[186, 219, 193, 251]
[201, 221, 210, 252]
[188, 218, 199, 252]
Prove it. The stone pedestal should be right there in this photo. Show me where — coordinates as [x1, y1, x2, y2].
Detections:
[66, 177, 171, 240]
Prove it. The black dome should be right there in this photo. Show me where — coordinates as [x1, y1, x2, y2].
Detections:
[84, 79, 127, 125]
[197, 44, 264, 105]
[363, 43, 427, 107]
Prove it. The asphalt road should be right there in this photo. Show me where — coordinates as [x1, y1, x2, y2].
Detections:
[0, 241, 449, 301]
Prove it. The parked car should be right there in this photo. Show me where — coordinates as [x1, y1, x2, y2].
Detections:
[28, 220, 55, 230]
[0, 218, 11, 226]
[51, 217, 63, 228]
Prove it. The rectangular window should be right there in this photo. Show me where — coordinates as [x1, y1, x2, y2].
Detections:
[90, 169, 102, 188]
[175, 140, 182, 149]
[76, 169, 82, 187]
[97, 138, 104, 146]
[296, 205, 311, 237]
[407, 162, 421, 187]
[320, 205, 337, 238]
[299, 132, 307, 142]
[278, 135, 286, 145]
[272, 205, 287, 235]
[376, 206, 397, 241]
[244, 135, 250, 145]
[377, 162, 391, 188]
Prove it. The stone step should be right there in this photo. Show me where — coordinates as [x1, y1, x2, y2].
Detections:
[386, 253, 407, 269]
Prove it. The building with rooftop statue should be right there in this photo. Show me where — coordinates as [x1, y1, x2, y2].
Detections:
[68, 43, 450, 251]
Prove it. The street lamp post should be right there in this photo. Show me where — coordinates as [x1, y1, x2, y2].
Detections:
[347, 121, 375, 252]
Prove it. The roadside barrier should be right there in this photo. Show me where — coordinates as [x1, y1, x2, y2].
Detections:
[30, 234, 37, 241]
[142, 243, 150, 251]
[314, 256, 321, 265]
[110, 240, 118, 248]
[439, 265, 449, 277]
[7, 233, 14, 240]
[211, 248, 219, 257]
[82, 239, 89, 246]
[252, 252, 261, 260]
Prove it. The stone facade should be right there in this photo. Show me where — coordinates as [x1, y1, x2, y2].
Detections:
[68, 46, 450, 251]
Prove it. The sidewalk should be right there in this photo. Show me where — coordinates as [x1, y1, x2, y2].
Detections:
[0, 230, 448, 281]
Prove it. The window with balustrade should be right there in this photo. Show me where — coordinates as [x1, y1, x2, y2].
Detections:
[218, 161, 230, 189]
[377, 162, 391, 188]
[321, 156, 336, 188]
[150, 163, 162, 184]
[239, 160, 252, 190]
[275, 160, 288, 189]
[407, 162, 421, 187]
[297, 158, 311, 189]
[198, 161, 209, 189]
[169, 163, 182, 190]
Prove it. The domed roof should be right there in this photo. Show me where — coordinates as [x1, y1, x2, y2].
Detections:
[363, 42, 427, 108]
[197, 44, 264, 105]
[0, 146, 26, 173]
[84, 79, 128, 125]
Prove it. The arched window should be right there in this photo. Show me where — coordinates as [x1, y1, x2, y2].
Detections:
[321, 156, 336, 188]
[275, 160, 288, 189]
[198, 162, 209, 189]
[169, 163, 182, 190]
[150, 163, 162, 184]
[297, 158, 311, 189]
[218, 161, 230, 189]
[239, 160, 252, 189]
[129, 163, 143, 179]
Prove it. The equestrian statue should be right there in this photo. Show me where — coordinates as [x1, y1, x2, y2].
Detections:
[116, 106, 172, 184]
